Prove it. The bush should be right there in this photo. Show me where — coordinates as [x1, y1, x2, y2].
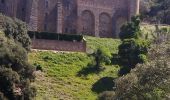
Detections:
[0, 14, 31, 51]
[118, 39, 149, 67]
[103, 41, 170, 100]
[98, 91, 115, 100]
[119, 16, 141, 40]
[90, 48, 111, 70]
[0, 67, 19, 100]
[118, 16, 150, 75]
[0, 19, 35, 99]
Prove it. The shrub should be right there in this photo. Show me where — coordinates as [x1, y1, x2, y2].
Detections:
[119, 16, 141, 40]
[0, 67, 19, 100]
[118, 39, 149, 67]
[103, 41, 170, 100]
[0, 19, 35, 99]
[0, 14, 31, 51]
[118, 16, 150, 75]
[90, 48, 111, 70]
[98, 91, 116, 100]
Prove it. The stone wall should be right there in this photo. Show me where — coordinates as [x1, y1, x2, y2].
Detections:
[31, 39, 86, 52]
[0, 0, 140, 38]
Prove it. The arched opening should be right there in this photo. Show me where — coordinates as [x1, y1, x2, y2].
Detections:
[81, 10, 95, 36]
[99, 13, 112, 37]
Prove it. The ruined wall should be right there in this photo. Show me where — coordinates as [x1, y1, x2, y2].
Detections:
[0, 0, 140, 38]
[77, 0, 116, 37]
[37, 0, 58, 32]
[0, 0, 18, 17]
[31, 39, 86, 52]
[76, 0, 137, 38]
[62, 0, 77, 34]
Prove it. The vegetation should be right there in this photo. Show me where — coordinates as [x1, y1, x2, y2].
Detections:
[89, 48, 112, 71]
[140, 0, 170, 24]
[98, 18, 170, 100]
[29, 36, 121, 100]
[0, 15, 35, 100]
[99, 40, 170, 100]
[0, 14, 31, 51]
[85, 36, 121, 54]
[118, 16, 150, 75]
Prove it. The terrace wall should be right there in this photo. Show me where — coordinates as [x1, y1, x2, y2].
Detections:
[31, 39, 86, 52]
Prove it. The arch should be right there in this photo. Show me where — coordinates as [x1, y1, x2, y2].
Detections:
[99, 12, 112, 37]
[81, 10, 95, 36]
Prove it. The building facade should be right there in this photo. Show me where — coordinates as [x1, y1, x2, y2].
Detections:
[0, 0, 139, 38]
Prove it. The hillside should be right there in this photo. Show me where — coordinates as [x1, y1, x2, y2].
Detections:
[29, 36, 121, 100]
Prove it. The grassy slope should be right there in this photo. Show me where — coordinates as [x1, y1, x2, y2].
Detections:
[29, 36, 120, 100]
[85, 36, 120, 54]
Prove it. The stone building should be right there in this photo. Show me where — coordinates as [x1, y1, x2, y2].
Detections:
[0, 0, 139, 38]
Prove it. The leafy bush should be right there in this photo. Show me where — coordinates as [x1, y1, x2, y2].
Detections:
[90, 48, 112, 70]
[100, 41, 170, 100]
[118, 39, 149, 67]
[98, 91, 115, 100]
[0, 14, 31, 51]
[140, 0, 170, 24]
[0, 20, 35, 99]
[152, 25, 170, 44]
[118, 16, 150, 75]
[119, 16, 141, 40]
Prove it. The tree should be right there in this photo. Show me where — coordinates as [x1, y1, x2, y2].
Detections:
[114, 41, 170, 100]
[140, 0, 170, 24]
[98, 37, 170, 100]
[118, 16, 150, 75]
[90, 48, 111, 70]
[1, 14, 31, 51]
[0, 15, 36, 100]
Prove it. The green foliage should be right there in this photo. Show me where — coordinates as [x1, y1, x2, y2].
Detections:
[140, 0, 170, 24]
[152, 25, 170, 43]
[0, 67, 19, 100]
[0, 14, 31, 51]
[28, 31, 83, 42]
[98, 91, 115, 100]
[0, 23, 35, 99]
[85, 36, 121, 54]
[118, 16, 150, 75]
[118, 39, 149, 67]
[29, 37, 120, 99]
[119, 16, 141, 40]
[90, 48, 112, 70]
[102, 41, 170, 100]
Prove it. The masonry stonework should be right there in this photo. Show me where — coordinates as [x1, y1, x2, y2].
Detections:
[31, 39, 86, 52]
[0, 0, 139, 38]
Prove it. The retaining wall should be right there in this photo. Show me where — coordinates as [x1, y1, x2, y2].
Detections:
[31, 39, 86, 52]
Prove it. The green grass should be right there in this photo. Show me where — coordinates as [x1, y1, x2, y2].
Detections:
[141, 24, 170, 39]
[29, 36, 121, 100]
[85, 36, 121, 54]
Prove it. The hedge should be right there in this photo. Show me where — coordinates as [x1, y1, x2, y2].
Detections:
[28, 31, 84, 42]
